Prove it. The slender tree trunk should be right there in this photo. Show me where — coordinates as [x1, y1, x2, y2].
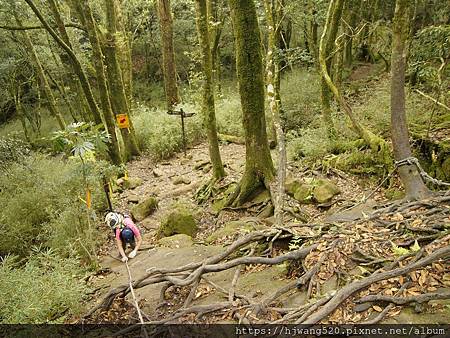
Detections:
[207, 0, 224, 94]
[390, 0, 430, 200]
[104, 0, 141, 159]
[320, 0, 344, 137]
[264, 0, 286, 226]
[24, 0, 104, 126]
[194, 0, 225, 180]
[227, 0, 275, 207]
[319, 0, 388, 157]
[72, 0, 124, 163]
[14, 14, 66, 130]
[157, 0, 180, 110]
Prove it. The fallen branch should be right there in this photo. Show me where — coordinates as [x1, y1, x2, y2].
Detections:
[299, 245, 450, 324]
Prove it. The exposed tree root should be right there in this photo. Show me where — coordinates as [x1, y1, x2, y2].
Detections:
[357, 290, 450, 305]
[299, 246, 450, 324]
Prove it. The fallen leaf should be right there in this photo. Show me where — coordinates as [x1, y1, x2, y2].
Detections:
[373, 305, 383, 312]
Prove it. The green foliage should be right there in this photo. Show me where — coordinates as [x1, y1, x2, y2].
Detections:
[0, 250, 89, 323]
[0, 151, 108, 262]
[132, 103, 205, 159]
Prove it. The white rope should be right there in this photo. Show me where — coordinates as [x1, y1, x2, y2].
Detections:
[395, 156, 450, 187]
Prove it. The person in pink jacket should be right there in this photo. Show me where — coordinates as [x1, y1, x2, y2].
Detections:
[105, 212, 142, 262]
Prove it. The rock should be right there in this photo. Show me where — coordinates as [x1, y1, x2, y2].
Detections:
[285, 178, 313, 204]
[442, 157, 450, 180]
[313, 179, 340, 203]
[116, 177, 125, 186]
[127, 195, 140, 204]
[131, 196, 158, 221]
[194, 160, 210, 170]
[172, 176, 191, 185]
[158, 234, 194, 248]
[206, 220, 267, 243]
[152, 168, 163, 177]
[285, 178, 303, 196]
[123, 177, 143, 190]
[159, 204, 198, 237]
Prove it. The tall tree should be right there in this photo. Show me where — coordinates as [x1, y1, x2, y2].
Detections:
[264, 0, 286, 226]
[104, 0, 141, 159]
[390, 0, 430, 200]
[320, 0, 344, 136]
[15, 17, 66, 130]
[157, 0, 180, 110]
[226, 0, 275, 206]
[207, 0, 225, 93]
[71, 0, 126, 163]
[194, 0, 225, 180]
[23, 0, 122, 164]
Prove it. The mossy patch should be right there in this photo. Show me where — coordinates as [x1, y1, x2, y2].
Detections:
[158, 204, 198, 238]
[131, 196, 158, 221]
[122, 177, 143, 190]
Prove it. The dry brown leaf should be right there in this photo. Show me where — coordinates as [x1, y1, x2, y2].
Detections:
[373, 305, 384, 312]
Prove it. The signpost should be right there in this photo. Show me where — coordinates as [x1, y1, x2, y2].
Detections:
[116, 114, 130, 129]
[167, 108, 195, 155]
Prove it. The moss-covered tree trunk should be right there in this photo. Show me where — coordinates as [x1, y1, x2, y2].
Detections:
[264, 0, 286, 226]
[14, 14, 66, 130]
[157, 0, 180, 110]
[320, 0, 344, 137]
[390, 0, 430, 200]
[207, 0, 224, 94]
[104, 0, 141, 160]
[194, 0, 225, 180]
[227, 0, 275, 207]
[73, 0, 124, 164]
[319, 0, 388, 159]
[23, 0, 123, 164]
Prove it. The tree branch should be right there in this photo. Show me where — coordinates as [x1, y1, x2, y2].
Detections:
[0, 23, 85, 31]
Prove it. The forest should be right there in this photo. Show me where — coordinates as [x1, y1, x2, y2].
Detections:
[0, 0, 449, 334]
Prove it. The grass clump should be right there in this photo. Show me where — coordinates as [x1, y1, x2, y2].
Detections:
[0, 146, 107, 263]
[0, 250, 89, 323]
[132, 103, 205, 160]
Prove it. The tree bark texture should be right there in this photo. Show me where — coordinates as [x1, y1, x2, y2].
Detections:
[264, 0, 286, 226]
[104, 0, 141, 160]
[194, 0, 225, 180]
[228, 0, 275, 206]
[390, 0, 430, 199]
[207, 0, 224, 93]
[157, 0, 180, 111]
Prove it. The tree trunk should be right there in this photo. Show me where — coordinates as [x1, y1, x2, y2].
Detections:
[73, 0, 124, 163]
[14, 14, 65, 130]
[207, 0, 225, 94]
[264, 0, 286, 226]
[227, 0, 275, 207]
[28, 0, 103, 126]
[319, 0, 388, 158]
[390, 0, 430, 200]
[157, 0, 180, 110]
[104, 0, 141, 160]
[194, 0, 225, 180]
[320, 0, 344, 137]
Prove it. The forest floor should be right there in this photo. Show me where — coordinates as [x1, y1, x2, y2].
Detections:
[77, 141, 450, 328]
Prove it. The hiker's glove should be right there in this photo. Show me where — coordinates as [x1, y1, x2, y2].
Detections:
[121, 256, 128, 263]
[128, 250, 137, 259]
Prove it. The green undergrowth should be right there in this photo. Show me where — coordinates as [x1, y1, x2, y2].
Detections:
[0, 250, 89, 323]
[0, 143, 107, 262]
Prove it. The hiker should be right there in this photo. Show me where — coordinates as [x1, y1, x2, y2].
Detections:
[105, 212, 142, 262]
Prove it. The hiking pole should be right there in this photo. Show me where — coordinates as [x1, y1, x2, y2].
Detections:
[125, 261, 149, 338]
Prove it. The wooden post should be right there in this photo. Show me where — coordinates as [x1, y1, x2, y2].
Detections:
[167, 108, 195, 155]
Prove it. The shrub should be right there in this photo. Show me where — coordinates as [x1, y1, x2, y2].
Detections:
[0, 250, 89, 323]
[0, 151, 108, 262]
[132, 103, 205, 160]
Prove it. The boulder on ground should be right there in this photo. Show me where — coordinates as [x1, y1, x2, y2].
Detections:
[158, 234, 194, 248]
[172, 176, 191, 185]
[131, 196, 158, 221]
[313, 179, 340, 203]
[158, 204, 198, 238]
[285, 178, 314, 204]
[123, 177, 143, 190]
